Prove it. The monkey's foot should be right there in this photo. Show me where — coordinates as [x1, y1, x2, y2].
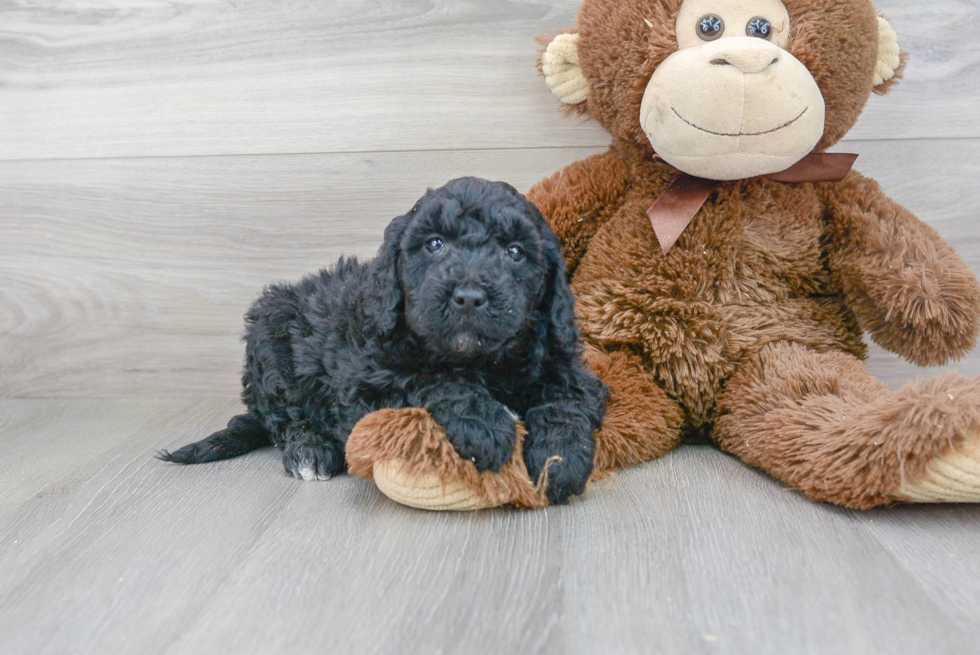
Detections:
[345, 408, 549, 511]
[715, 343, 980, 509]
[894, 428, 980, 503]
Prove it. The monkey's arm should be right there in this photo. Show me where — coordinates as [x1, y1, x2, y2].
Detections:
[526, 149, 632, 278]
[822, 171, 980, 366]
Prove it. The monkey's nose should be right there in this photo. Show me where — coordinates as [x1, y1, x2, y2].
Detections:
[703, 38, 781, 74]
[452, 287, 488, 315]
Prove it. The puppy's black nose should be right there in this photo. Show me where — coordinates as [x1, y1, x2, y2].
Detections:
[452, 287, 488, 315]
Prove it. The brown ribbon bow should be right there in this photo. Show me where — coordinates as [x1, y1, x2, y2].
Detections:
[647, 153, 859, 255]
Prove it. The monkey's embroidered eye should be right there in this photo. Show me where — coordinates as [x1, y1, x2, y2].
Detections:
[506, 245, 526, 262]
[697, 14, 725, 41]
[746, 17, 772, 39]
[425, 237, 445, 254]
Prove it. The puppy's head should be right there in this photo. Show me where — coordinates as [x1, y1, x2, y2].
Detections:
[366, 177, 578, 361]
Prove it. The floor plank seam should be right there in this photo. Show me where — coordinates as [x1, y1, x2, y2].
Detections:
[1, 135, 977, 165]
[850, 517, 978, 640]
[154, 480, 303, 655]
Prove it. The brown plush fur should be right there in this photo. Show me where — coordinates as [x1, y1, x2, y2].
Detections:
[525, 0, 980, 508]
[342, 0, 978, 510]
[820, 172, 980, 367]
[346, 408, 550, 509]
[715, 343, 980, 508]
[583, 344, 684, 471]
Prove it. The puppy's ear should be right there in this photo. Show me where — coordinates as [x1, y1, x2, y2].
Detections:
[365, 212, 410, 334]
[540, 224, 580, 360]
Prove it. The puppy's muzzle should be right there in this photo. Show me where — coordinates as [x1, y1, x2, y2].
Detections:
[451, 286, 488, 316]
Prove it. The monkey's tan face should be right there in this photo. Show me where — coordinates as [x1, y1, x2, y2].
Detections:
[640, 0, 825, 180]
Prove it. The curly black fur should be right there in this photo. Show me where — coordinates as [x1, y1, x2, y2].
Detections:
[159, 177, 607, 504]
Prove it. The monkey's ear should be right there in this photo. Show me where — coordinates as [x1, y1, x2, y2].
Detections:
[873, 16, 906, 95]
[540, 33, 590, 107]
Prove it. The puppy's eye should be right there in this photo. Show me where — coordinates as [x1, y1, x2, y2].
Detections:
[424, 237, 445, 254]
[506, 245, 526, 262]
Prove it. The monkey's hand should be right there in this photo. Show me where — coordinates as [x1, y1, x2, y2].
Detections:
[822, 172, 980, 367]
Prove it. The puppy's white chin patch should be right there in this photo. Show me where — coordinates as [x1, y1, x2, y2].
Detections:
[451, 332, 480, 354]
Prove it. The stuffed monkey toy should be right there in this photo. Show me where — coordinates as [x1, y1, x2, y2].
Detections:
[348, 0, 980, 510]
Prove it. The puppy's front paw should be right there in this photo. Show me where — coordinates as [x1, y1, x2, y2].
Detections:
[523, 417, 595, 504]
[524, 442, 592, 505]
[430, 399, 517, 472]
[283, 439, 345, 480]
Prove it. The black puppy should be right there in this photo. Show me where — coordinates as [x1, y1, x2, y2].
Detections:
[160, 177, 607, 504]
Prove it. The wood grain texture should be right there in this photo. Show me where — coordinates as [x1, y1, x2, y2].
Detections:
[0, 146, 603, 397]
[559, 451, 977, 654]
[1, 0, 978, 161]
[862, 504, 980, 639]
[2, 140, 978, 397]
[0, 399, 301, 655]
[3, 0, 980, 653]
[0, 399, 977, 655]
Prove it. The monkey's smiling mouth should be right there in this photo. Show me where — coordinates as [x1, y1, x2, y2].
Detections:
[672, 107, 808, 137]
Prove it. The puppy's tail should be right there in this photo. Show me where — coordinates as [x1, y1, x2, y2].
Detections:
[157, 411, 270, 464]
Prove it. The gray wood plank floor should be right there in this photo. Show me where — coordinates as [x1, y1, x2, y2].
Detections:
[2, 399, 979, 655]
[2, 1, 980, 653]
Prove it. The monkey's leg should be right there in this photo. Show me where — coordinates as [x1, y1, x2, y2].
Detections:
[582, 344, 684, 473]
[714, 341, 980, 509]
